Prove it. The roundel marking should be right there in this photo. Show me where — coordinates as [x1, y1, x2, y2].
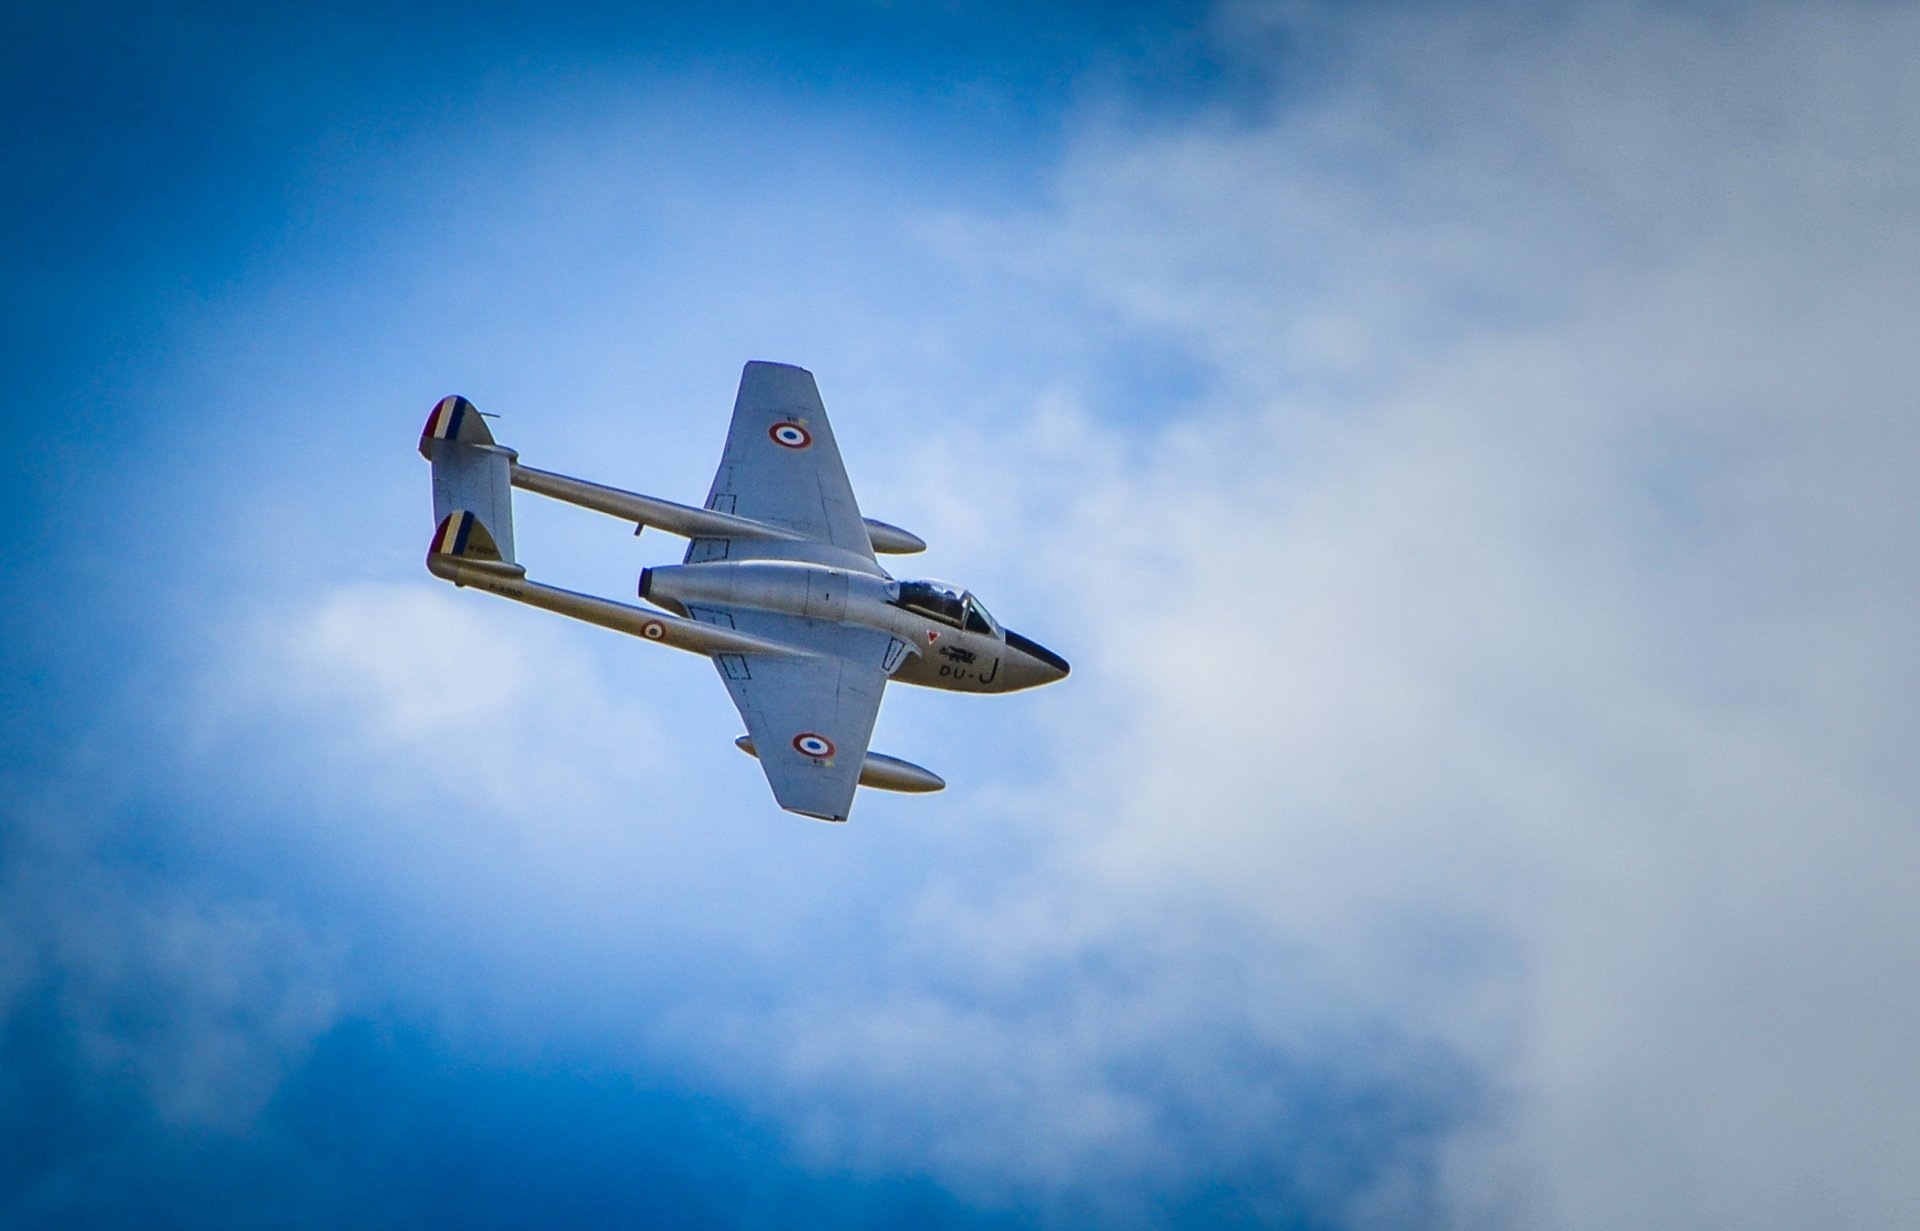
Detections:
[792, 732, 836, 759]
[642, 621, 665, 640]
[769, 421, 812, 449]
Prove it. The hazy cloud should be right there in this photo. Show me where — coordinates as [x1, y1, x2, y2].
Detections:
[913, 3, 1920, 1226]
[15, 0, 1917, 1226]
[579, 2, 1920, 1224]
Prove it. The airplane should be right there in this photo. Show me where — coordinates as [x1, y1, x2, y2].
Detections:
[418, 360, 1070, 823]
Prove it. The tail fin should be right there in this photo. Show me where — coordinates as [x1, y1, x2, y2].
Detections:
[418, 395, 497, 453]
[429, 510, 506, 562]
[419, 395, 516, 565]
[426, 511, 526, 586]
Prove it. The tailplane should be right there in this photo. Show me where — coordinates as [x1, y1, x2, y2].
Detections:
[420, 395, 516, 565]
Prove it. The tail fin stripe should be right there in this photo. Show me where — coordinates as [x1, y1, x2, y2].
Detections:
[427, 396, 468, 441]
[430, 512, 463, 555]
[418, 394, 498, 459]
[451, 511, 473, 555]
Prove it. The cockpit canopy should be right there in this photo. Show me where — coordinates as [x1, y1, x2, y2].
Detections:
[889, 579, 1002, 637]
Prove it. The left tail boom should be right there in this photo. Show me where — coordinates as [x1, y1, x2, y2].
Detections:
[426, 512, 799, 659]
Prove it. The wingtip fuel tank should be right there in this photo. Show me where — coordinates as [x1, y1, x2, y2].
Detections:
[733, 737, 946, 794]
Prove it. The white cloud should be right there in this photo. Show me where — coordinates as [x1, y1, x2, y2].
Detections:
[175, 4, 1920, 1223]
[879, 2, 1920, 1227]
[0, 781, 339, 1135]
[213, 579, 674, 820]
[642, 2, 1920, 1224]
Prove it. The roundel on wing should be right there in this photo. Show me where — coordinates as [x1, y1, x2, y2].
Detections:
[642, 621, 665, 640]
[768, 421, 812, 449]
[792, 732, 835, 759]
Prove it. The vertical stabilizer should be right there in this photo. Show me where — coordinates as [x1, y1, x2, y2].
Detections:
[419, 396, 516, 565]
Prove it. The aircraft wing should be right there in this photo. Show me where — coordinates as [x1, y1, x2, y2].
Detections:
[686, 362, 882, 574]
[688, 604, 902, 822]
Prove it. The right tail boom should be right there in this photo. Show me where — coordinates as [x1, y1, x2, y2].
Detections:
[422, 394, 922, 556]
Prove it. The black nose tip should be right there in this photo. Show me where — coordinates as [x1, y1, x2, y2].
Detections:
[1006, 629, 1069, 676]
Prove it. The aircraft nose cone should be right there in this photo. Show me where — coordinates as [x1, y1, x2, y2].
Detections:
[1004, 629, 1070, 686]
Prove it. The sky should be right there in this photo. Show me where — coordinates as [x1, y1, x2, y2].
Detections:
[4, 0, 1919, 1226]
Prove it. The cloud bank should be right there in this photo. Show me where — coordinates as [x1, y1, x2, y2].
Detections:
[9, 1, 1918, 1227]
[965, 3, 1920, 1226]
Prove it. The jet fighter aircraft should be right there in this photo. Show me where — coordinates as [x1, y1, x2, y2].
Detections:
[418, 361, 1069, 822]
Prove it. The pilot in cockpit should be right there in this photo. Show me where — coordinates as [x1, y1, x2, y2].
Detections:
[888, 579, 1002, 637]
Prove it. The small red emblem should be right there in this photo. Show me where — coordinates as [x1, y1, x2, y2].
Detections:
[926, 629, 939, 644]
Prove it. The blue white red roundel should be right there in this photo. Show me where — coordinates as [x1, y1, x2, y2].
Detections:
[768, 421, 812, 449]
[792, 732, 835, 758]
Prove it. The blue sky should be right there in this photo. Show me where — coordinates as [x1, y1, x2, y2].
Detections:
[6, 2, 1920, 1228]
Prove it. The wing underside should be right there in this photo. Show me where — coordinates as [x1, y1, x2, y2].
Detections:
[686, 362, 881, 573]
[689, 606, 900, 822]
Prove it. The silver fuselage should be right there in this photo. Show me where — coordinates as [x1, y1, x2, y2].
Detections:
[640, 561, 1066, 693]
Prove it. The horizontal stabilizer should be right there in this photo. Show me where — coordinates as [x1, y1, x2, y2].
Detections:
[734, 737, 945, 794]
